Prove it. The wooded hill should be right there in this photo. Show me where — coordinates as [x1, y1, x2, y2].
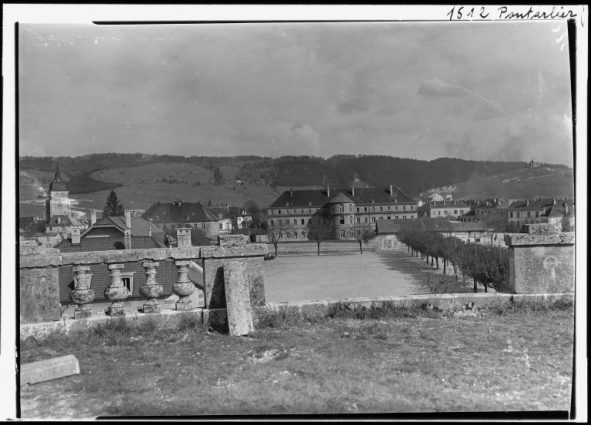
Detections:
[19, 154, 570, 198]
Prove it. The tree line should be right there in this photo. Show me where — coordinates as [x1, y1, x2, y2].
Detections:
[397, 226, 511, 293]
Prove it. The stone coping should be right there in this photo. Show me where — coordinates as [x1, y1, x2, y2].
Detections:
[20, 292, 574, 340]
[505, 233, 575, 247]
[19, 244, 268, 269]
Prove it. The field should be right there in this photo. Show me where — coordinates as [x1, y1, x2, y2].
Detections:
[19, 300, 574, 419]
[264, 249, 491, 303]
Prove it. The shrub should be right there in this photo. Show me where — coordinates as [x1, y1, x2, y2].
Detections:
[411, 273, 468, 294]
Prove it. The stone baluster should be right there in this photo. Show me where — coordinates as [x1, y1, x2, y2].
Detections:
[104, 264, 129, 316]
[173, 261, 195, 310]
[139, 261, 163, 313]
[70, 265, 95, 319]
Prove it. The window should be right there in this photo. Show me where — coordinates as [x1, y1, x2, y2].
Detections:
[387, 216, 391, 220]
[302, 232, 306, 238]
[339, 205, 344, 213]
[510, 212, 513, 218]
[293, 219, 297, 225]
[527, 212, 531, 218]
[387, 206, 391, 211]
[403, 216, 407, 219]
[340, 217, 345, 224]
[278, 210, 281, 215]
[340, 230, 345, 238]
[454, 210, 458, 215]
[364, 207, 367, 212]
[357, 208, 360, 212]
[218, 223, 223, 230]
[120, 272, 136, 296]
[403, 206, 406, 211]
[201, 223, 206, 230]
[301, 219, 305, 225]
[395, 206, 398, 211]
[365, 217, 368, 223]
[380, 207, 383, 211]
[372, 207, 375, 212]
[395, 216, 399, 219]
[350, 216, 354, 224]
[349, 206, 353, 212]
[271, 220, 275, 226]
[371, 217, 376, 223]
[379, 216, 383, 220]
[356, 217, 361, 224]
[286, 202, 289, 207]
[438, 211, 441, 216]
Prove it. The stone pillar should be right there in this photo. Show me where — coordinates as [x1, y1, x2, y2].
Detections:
[505, 224, 575, 294]
[176, 227, 192, 248]
[139, 261, 163, 313]
[70, 265, 94, 319]
[104, 264, 129, 316]
[173, 261, 196, 310]
[224, 261, 254, 336]
[19, 242, 62, 324]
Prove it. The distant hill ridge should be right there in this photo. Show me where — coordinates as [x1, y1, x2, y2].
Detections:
[19, 154, 571, 198]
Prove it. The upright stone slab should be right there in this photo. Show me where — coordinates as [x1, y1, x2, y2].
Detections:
[19, 244, 62, 324]
[223, 261, 254, 336]
[505, 227, 575, 294]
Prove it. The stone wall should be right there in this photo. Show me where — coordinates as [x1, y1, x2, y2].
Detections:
[504, 224, 575, 294]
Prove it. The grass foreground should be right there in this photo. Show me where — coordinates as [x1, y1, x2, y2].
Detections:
[20, 299, 574, 419]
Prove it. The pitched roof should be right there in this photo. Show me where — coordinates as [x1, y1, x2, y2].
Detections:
[269, 186, 415, 209]
[508, 198, 558, 212]
[56, 235, 166, 252]
[86, 215, 165, 237]
[547, 201, 574, 218]
[47, 215, 81, 227]
[376, 220, 404, 234]
[207, 207, 233, 220]
[142, 202, 218, 223]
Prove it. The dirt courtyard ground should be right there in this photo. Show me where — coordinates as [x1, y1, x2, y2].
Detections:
[264, 247, 484, 303]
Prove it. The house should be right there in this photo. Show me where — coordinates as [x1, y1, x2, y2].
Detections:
[376, 218, 487, 244]
[142, 201, 226, 242]
[232, 227, 269, 243]
[55, 210, 177, 304]
[418, 200, 471, 219]
[228, 207, 254, 229]
[206, 207, 233, 235]
[267, 185, 418, 241]
[506, 198, 574, 230]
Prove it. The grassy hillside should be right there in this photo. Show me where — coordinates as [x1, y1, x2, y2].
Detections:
[18, 154, 575, 221]
[425, 167, 575, 200]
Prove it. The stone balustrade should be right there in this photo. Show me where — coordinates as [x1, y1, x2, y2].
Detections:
[19, 241, 268, 324]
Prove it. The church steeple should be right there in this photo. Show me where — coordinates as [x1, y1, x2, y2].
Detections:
[49, 160, 68, 192]
[54, 161, 63, 182]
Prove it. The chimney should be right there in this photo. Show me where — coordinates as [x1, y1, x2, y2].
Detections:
[552, 198, 556, 205]
[563, 203, 569, 215]
[352, 186, 355, 197]
[71, 228, 81, 245]
[327, 183, 330, 197]
[176, 227, 192, 248]
[390, 185, 393, 196]
[148, 219, 153, 237]
[526, 199, 530, 206]
[57, 216, 61, 225]
[290, 188, 293, 198]
[125, 210, 132, 229]
[91, 210, 97, 225]
[124, 230, 132, 250]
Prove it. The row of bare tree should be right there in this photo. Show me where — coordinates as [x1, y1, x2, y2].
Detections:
[398, 228, 511, 293]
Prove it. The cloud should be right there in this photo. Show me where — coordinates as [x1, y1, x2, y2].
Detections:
[417, 78, 465, 98]
[338, 97, 370, 115]
[288, 122, 321, 156]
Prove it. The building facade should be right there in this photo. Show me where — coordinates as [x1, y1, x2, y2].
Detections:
[267, 185, 418, 240]
[418, 200, 470, 219]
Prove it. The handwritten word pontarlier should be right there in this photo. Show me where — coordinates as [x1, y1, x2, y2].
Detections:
[447, 6, 577, 21]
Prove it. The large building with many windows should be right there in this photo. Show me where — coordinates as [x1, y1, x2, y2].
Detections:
[267, 185, 418, 240]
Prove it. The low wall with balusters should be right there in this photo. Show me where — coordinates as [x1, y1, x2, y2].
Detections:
[19, 240, 268, 325]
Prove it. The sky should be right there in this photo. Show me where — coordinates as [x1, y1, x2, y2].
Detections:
[18, 21, 574, 165]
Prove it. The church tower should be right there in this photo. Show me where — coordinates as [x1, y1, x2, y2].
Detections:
[46, 162, 71, 219]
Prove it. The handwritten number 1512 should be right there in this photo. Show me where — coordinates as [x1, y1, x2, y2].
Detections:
[447, 6, 489, 20]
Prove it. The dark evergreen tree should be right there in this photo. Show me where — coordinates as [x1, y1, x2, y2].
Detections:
[103, 190, 124, 217]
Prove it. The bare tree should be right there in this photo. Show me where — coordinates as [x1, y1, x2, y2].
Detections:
[266, 219, 293, 257]
[307, 212, 332, 256]
[351, 222, 374, 254]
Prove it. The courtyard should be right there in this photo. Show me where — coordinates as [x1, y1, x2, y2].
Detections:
[264, 246, 487, 303]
